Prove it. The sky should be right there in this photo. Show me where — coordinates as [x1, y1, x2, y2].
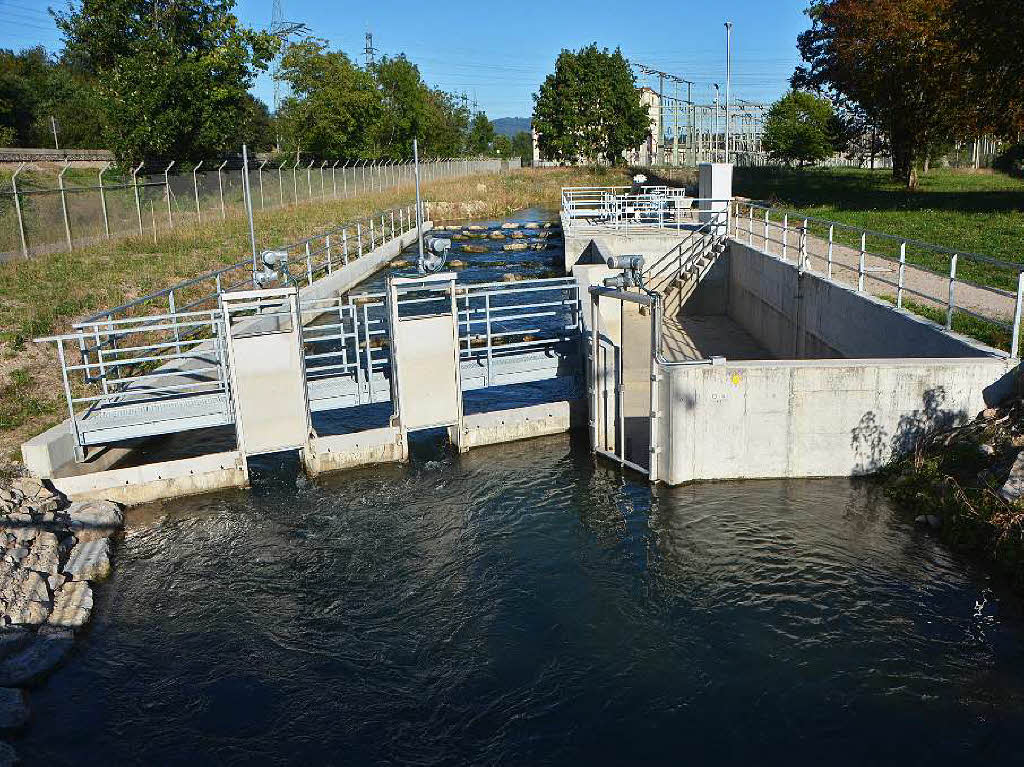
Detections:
[0, 0, 811, 117]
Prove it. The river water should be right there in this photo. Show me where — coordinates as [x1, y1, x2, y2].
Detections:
[16, 213, 1024, 764]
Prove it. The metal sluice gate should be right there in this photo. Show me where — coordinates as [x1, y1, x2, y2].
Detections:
[37, 276, 583, 460]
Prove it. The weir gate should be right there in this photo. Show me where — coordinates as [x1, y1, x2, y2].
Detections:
[24, 163, 1024, 504]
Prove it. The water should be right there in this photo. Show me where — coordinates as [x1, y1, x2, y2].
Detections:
[16, 435, 1024, 764]
[20, 213, 1024, 763]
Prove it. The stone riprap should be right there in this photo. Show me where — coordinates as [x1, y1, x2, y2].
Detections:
[0, 474, 123, 760]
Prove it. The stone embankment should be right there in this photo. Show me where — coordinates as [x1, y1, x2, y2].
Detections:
[0, 476, 123, 765]
[884, 395, 1024, 590]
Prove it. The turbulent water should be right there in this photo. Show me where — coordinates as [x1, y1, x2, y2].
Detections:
[17, 211, 1024, 764]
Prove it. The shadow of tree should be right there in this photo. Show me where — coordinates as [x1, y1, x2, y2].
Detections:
[850, 386, 966, 474]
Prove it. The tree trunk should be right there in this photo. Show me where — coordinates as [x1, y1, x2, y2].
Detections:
[891, 140, 917, 189]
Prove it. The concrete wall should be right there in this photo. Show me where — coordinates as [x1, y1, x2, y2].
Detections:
[726, 242, 998, 359]
[562, 222, 690, 275]
[655, 356, 1017, 484]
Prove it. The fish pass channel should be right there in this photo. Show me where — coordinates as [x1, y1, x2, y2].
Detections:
[15, 211, 1024, 764]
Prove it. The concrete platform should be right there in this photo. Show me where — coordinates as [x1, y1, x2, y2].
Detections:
[661, 314, 772, 362]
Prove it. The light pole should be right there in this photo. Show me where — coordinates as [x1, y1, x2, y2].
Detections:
[725, 21, 733, 162]
[713, 84, 720, 162]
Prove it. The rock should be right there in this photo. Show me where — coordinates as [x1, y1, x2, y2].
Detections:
[46, 574, 65, 593]
[926, 514, 942, 529]
[466, 225, 485, 231]
[524, 222, 541, 229]
[63, 538, 112, 582]
[3, 551, 26, 567]
[447, 259, 467, 268]
[460, 245, 488, 254]
[47, 581, 92, 630]
[66, 500, 122, 543]
[21, 533, 59, 576]
[999, 450, 1024, 502]
[8, 479, 42, 501]
[982, 408, 999, 421]
[501, 274, 524, 282]
[500, 222, 518, 229]
[979, 443, 996, 457]
[510, 231, 526, 239]
[529, 243, 547, 250]
[0, 629, 73, 686]
[503, 243, 529, 251]
[9, 530, 33, 547]
[390, 259, 411, 267]
[0, 689, 28, 730]
[3, 597, 50, 628]
[0, 740, 17, 766]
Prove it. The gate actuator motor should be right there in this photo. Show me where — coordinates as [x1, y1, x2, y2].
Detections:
[603, 255, 645, 291]
[418, 235, 451, 274]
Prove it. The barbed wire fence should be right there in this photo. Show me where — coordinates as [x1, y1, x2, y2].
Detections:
[0, 157, 515, 261]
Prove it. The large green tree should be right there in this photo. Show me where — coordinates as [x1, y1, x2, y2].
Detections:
[794, 0, 965, 187]
[55, 0, 278, 163]
[467, 112, 494, 155]
[532, 44, 649, 165]
[763, 91, 837, 165]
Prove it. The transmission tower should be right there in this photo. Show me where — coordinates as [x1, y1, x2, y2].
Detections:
[269, 0, 308, 148]
[365, 32, 377, 69]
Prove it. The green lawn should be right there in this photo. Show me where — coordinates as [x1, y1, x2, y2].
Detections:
[733, 166, 1024, 289]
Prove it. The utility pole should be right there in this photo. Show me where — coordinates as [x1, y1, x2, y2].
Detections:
[657, 73, 664, 166]
[50, 116, 59, 150]
[713, 84, 720, 161]
[268, 0, 307, 151]
[725, 21, 733, 162]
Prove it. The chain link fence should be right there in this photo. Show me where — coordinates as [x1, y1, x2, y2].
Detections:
[1, 157, 515, 261]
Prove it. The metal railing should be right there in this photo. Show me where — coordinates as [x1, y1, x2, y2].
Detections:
[730, 200, 1024, 358]
[561, 186, 731, 235]
[2, 157, 511, 260]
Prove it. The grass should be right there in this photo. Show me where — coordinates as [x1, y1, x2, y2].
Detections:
[0, 165, 627, 461]
[733, 166, 1024, 289]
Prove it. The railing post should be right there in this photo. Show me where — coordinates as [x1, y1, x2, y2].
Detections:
[484, 293, 493, 387]
[98, 163, 110, 238]
[897, 242, 907, 309]
[326, 234, 332, 274]
[747, 204, 753, 245]
[11, 163, 28, 258]
[390, 210, 395, 240]
[163, 160, 175, 229]
[306, 241, 313, 285]
[217, 160, 228, 219]
[781, 214, 788, 261]
[343, 229, 349, 264]
[858, 232, 866, 292]
[58, 160, 73, 252]
[800, 219, 809, 271]
[168, 290, 181, 355]
[946, 254, 957, 330]
[370, 219, 375, 250]
[193, 161, 203, 223]
[763, 208, 769, 253]
[1012, 271, 1024, 359]
[55, 341, 85, 462]
[357, 223, 363, 256]
[827, 224, 834, 280]
[132, 161, 144, 235]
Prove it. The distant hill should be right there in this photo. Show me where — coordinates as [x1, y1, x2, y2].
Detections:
[491, 117, 531, 137]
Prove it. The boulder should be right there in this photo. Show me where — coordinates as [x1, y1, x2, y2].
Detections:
[47, 581, 93, 630]
[0, 689, 28, 730]
[500, 222, 518, 229]
[20, 533, 59, 576]
[503, 243, 529, 251]
[66, 501, 122, 543]
[63, 538, 113, 582]
[523, 222, 541, 229]
[0, 629, 73, 686]
[999, 450, 1024, 502]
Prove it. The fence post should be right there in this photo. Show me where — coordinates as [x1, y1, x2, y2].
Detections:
[1012, 271, 1024, 359]
[259, 160, 267, 210]
[98, 163, 110, 238]
[342, 161, 349, 198]
[132, 161, 144, 235]
[193, 161, 203, 223]
[946, 254, 957, 330]
[332, 160, 339, 198]
[858, 232, 866, 292]
[292, 159, 300, 204]
[217, 160, 228, 219]
[307, 159, 314, 199]
[897, 241, 906, 309]
[163, 160, 175, 229]
[11, 163, 28, 258]
[58, 160, 72, 252]
[320, 160, 327, 198]
[278, 160, 286, 206]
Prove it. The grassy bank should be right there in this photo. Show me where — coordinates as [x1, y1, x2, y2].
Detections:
[733, 166, 1024, 286]
[882, 399, 1024, 592]
[0, 165, 627, 463]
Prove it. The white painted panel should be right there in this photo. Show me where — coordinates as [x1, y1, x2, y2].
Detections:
[232, 330, 309, 454]
[396, 314, 459, 430]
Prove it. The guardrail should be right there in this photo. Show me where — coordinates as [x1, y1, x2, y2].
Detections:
[561, 186, 731, 235]
[730, 199, 1024, 358]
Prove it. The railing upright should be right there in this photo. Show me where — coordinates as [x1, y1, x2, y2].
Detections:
[1012, 272, 1024, 359]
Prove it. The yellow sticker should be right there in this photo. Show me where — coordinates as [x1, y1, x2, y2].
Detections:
[731, 374, 742, 386]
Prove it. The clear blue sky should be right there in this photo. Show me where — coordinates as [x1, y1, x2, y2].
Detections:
[1, 0, 810, 117]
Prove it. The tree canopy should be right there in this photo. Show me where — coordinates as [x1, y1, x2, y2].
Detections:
[762, 91, 837, 165]
[794, 0, 1024, 187]
[532, 44, 649, 165]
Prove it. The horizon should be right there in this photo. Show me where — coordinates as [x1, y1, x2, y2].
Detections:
[0, 0, 809, 118]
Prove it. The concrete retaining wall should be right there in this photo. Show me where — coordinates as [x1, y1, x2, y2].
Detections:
[655, 357, 1016, 484]
[726, 242, 995, 359]
[457, 401, 583, 450]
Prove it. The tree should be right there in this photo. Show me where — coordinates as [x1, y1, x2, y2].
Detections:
[793, 0, 965, 187]
[276, 40, 378, 159]
[55, 0, 278, 164]
[467, 112, 494, 155]
[762, 91, 836, 165]
[532, 44, 649, 165]
[511, 131, 532, 160]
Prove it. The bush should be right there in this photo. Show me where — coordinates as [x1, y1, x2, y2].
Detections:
[995, 143, 1024, 177]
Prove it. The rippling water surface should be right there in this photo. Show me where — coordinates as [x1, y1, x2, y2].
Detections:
[20, 212, 1024, 764]
[17, 432, 1024, 765]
